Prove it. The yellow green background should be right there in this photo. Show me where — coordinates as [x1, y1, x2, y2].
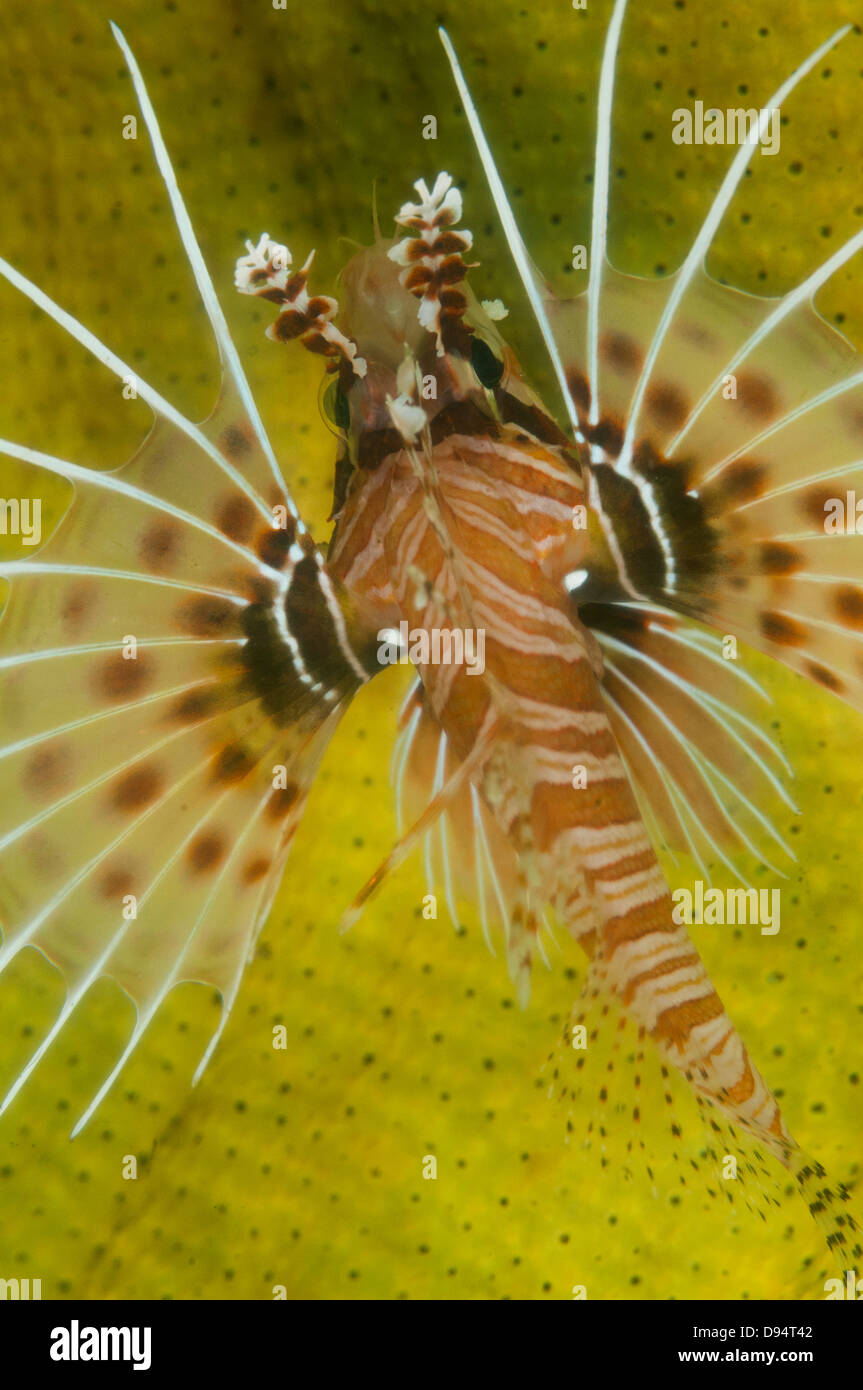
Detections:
[0, 0, 861, 1300]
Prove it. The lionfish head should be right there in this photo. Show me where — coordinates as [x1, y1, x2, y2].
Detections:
[235, 172, 564, 514]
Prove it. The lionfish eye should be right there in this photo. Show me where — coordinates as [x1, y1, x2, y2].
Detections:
[321, 377, 351, 434]
[470, 336, 504, 389]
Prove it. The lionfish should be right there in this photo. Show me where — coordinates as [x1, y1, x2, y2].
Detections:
[0, 2, 860, 1272]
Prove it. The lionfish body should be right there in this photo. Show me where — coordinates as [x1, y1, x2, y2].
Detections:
[326, 248, 791, 1157]
[0, 3, 860, 1267]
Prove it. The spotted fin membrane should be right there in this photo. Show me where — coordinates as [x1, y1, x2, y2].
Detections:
[0, 26, 378, 1136]
[427, 8, 863, 1265]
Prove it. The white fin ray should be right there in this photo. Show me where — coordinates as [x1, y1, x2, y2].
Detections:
[438, 27, 584, 446]
[0, 35, 373, 1136]
[600, 651, 792, 877]
[586, 0, 629, 427]
[616, 23, 852, 476]
[598, 629, 796, 812]
[68, 748, 284, 1136]
[668, 226, 863, 458]
[109, 23, 293, 513]
[1, 730, 277, 1122]
[0, 740, 216, 976]
[0, 436, 277, 576]
[0, 673, 226, 765]
[0, 687, 258, 857]
[601, 677, 754, 891]
[0, 253, 274, 522]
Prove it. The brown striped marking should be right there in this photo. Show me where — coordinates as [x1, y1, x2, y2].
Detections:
[651, 991, 725, 1047]
[621, 951, 695, 1005]
[327, 418, 793, 1156]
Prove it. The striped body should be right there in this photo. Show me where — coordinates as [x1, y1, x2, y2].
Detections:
[329, 421, 792, 1159]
